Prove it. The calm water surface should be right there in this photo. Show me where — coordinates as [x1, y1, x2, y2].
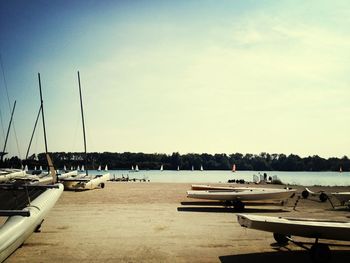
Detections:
[93, 170, 350, 186]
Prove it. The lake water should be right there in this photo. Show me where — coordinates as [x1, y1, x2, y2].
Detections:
[93, 170, 350, 186]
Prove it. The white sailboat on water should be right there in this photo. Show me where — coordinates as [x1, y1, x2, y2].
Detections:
[160, 164, 163, 171]
[135, 165, 139, 172]
[177, 165, 180, 171]
[200, 165, 203, 171]
[232, 164, 236, 172]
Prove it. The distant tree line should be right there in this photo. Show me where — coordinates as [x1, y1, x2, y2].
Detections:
[1, 152, 349, 172]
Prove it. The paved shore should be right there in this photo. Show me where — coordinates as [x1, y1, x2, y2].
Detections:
[5, 182, 350, 263]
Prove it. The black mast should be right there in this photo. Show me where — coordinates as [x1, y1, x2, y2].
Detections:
[77, 71, 88, 176]
[38, 73, 49, 170]
[1, 100, 16, 162]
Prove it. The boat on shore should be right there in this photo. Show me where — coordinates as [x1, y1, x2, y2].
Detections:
[0, 183, 63, 262]
[0, 169, 26, 183]
[237, 213, 350, 262]
[187, 188, 296, 202]
[61, 173, 109, 190]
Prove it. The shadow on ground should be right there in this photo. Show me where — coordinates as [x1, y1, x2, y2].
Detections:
[177, 206, 289, 213]
[219, 250, 350, 263]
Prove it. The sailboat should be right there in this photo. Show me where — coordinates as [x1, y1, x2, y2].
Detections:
[105, 165, 108, 171]
[160, 164, 163, 171]
[0, 72, 63, 261]
[200, 165, 203, 171]
[60, 72, 109, 190]
[177, 165, 180, 171]
[232, 164, 236, 172]
[187, 188, 296, 210]
[237, 214, 350, 261]
[191, 165, 194, 171]
[135, 165, 139, 172]
[340, 166, 343, 173]
[97, 165, 101, 171]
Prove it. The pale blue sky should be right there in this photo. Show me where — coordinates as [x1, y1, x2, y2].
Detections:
[1, 0, 350, 158]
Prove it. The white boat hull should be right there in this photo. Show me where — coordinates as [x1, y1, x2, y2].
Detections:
[0, 184, 64, 262]
[0, 169, 26, 183]
[187, 188, 296, 201]
[237, 214, 350, 241]
[62, 173, 109, 190]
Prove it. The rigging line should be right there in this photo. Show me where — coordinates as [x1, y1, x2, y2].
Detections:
[0, 53, 21, 158]
[0, 106, 5, 144]
[26, 105, 42, 159]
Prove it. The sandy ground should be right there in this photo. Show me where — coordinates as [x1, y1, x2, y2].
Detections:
[4, 182, 350, 263]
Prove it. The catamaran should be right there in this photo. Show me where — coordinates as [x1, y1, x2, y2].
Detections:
[0, 73, 64, 262]
[59, 72, 109, 190]
[237, 213, 350, 262]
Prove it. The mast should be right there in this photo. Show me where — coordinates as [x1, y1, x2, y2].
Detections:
[38, 73, 48, 160]
[1, 100, 16, 162]
[77, 71, 88, 176]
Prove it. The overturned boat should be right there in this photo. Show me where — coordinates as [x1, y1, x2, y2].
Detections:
[187, 188, 296, 210]
[237, 214, 350, 262]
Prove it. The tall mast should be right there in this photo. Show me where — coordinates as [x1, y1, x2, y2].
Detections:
[38, 73, 49, 170]
[77, 71, 88, 176]
[1, 100, 16, 162]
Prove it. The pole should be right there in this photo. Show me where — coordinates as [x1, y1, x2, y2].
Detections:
[1, 100, 16, 162]
[77, 71, 88, 176]
[38, 73, 49, 170]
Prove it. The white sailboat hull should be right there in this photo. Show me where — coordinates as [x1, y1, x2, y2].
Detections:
[187, 188, 296, 201]
[62, 173, 109, 190]
[0, 169, 26, 183]
[0, 184, 64, 262]
[237, 214, 350, 241]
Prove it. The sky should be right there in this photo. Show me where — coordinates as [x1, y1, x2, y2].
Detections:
[0, 0, 350, 158]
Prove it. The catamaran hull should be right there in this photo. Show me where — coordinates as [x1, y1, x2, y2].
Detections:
[62, 173, 109, 190]
[237, 214, 350, 241]
[187, 189, 296, 201]
[0, 170, 26, 183]
[0, 184, 63, 262]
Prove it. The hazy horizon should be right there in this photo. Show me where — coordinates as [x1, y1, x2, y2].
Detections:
[1, 0, 350, 159]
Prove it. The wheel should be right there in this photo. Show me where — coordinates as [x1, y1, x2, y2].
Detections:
[233, 201, 245, 211]
[273, 233, 290, 245]
[310, 243, 331, 263]
[99, 183, 105, 189]
[302, 190, 309, 199]
[319, 193, 328, 202]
